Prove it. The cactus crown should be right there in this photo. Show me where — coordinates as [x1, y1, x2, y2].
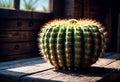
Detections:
[38, 19, 107, 70]
[43, 19, 103, 28]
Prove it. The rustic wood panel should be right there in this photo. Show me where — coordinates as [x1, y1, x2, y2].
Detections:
[0, 19, 44, 31]
[0, 1, 53, 61]
[0, 42, 38, 56]
[0, 31, 37, 42]
[117, 14, 120, 52]
[0, 16, 46, 61]
[63, 0, 74, 18]
[0, 16, 47, 61]
[74, 0, 83, 18]
[52, 0, 64, 18]
[0, 53, 39, 62]
[0, 9, 52, 20]
[84, 0, 106, 20]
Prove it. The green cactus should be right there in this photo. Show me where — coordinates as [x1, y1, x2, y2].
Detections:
[38, 19, 107, 70]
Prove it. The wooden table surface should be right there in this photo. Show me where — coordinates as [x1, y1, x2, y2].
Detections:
[0, 53, 120, 82]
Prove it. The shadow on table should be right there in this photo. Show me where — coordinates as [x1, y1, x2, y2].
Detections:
[54, 66, 119, 77]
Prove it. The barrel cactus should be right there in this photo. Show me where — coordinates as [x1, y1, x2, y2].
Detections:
[38, 19, 107, 70]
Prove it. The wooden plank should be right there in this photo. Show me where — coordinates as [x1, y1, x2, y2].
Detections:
[106, 59, 120, 69]
[49, 67, 120, 82]
[98, 71, 120, 82]
[89, 53, 120, 81]
[101, 60, 120, 82]
[0, 57, 42, 69]
[0, 9, 52, 20]
[84, 0, 106, 19]
[52, 0, 64, 18]
[90, 60, 120, 82]
[117, 13, 120, 52]
[21, 66, 117, 82]
[0, 42, 38, 56]
[0, 31, 37, 42]
[0, 57, 54, 82]
[0, 53, 120, 82]
[92, 53, 120, 67]
[0, 19, 43, 31]
[21, 69, 96, 82]
[0, 53, 39, 62]
[0, 64, 53, 82]
[0, 9, 31, 19]
[21, 53, 120, 82]
[74, 0, 83, 18]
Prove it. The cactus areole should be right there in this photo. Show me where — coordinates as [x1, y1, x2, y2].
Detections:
[38, 19, 107, 70]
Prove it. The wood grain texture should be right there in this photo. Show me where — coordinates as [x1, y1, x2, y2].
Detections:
[0, 19, 44, 61]
[92, 53, 120, 67]
[0, 53, 120, 82]
[0, 19, 44, 31]
[74, 0, 83, 18]
[0, 9, 52, 20]
[0, 31, 37, 42]
[0, 53, 39, 62]
[0, 57, 53, 82]
[0, 42, 38, 56]
[0, 57, 43, 70]
[10, 53, 120, 82]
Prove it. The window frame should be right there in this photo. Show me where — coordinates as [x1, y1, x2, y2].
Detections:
[14, 0, 52, 12]
[0, 0, 53, 13]
[14, 0, 20, 10]
[0, 0, 53, 20]
[0, 0, 64, 19]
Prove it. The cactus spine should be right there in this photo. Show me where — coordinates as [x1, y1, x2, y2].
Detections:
[38, 19, 107, 70]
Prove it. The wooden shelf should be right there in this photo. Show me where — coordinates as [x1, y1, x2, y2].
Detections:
[0, 9, 52, 20]
[0, 53, 120, 82]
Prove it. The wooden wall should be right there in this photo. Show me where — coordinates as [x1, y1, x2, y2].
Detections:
[0, 9, 52, 61]
[117, 14, 120, 52]
[0, 0, 64, 62]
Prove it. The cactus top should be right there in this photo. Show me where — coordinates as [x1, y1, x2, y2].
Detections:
[43, 19, 104, 29]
